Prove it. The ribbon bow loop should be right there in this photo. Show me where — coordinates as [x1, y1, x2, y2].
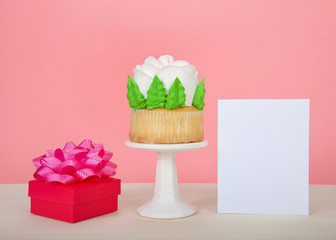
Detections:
[32, 139, 117, 184]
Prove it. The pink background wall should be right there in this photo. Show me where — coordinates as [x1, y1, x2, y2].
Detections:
[1, 0, 335, 184]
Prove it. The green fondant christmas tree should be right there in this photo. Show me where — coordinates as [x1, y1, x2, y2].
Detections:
[192, 78, 206, 110]
[127, 76, 146, 110]
[165, 77, 186, 109]
[146, 75, 167, 110]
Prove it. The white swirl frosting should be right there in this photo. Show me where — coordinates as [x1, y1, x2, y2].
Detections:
[133, 55, 199, 106]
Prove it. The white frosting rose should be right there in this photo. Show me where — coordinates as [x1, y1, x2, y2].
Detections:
[133, 55, 199, 106]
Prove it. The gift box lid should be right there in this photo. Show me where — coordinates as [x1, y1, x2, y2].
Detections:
[28, 178, 120, 205]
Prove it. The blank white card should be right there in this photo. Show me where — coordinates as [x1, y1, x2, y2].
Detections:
[218, 99, 309, 215]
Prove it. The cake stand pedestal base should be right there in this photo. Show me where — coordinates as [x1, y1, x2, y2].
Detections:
[125, 141, 208, 219]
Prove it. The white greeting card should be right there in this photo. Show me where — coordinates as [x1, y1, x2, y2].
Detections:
[218, 99, 309, 215]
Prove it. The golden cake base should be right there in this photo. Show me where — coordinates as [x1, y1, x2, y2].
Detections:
[129, 106, 204, 144]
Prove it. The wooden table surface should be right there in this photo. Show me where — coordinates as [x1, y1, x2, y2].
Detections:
[1, 184, 336, 240]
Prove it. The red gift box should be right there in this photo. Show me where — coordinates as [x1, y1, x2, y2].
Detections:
[28, 178, 121, 223]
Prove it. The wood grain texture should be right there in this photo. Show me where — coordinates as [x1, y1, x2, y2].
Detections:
[1, 184, 336, 240]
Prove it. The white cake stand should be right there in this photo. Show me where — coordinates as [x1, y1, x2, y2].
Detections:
[125, 140, 208, 219]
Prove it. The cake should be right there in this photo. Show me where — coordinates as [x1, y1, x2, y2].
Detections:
[127, 55, 205, 144]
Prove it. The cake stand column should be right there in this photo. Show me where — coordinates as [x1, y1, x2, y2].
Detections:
[154, 151, 180, 201]
[125, 140, 208, 219]
[137, 150, 197, 219]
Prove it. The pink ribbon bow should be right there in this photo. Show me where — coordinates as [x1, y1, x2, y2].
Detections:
[33, 139, 117, 185]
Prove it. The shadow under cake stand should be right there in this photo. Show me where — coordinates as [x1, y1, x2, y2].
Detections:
[125, 140, 208, 219]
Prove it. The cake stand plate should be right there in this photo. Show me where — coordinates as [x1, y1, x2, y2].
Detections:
[125, 141, 208, 219]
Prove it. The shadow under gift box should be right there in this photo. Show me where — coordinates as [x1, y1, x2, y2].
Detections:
[28, 178, 121, 223]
